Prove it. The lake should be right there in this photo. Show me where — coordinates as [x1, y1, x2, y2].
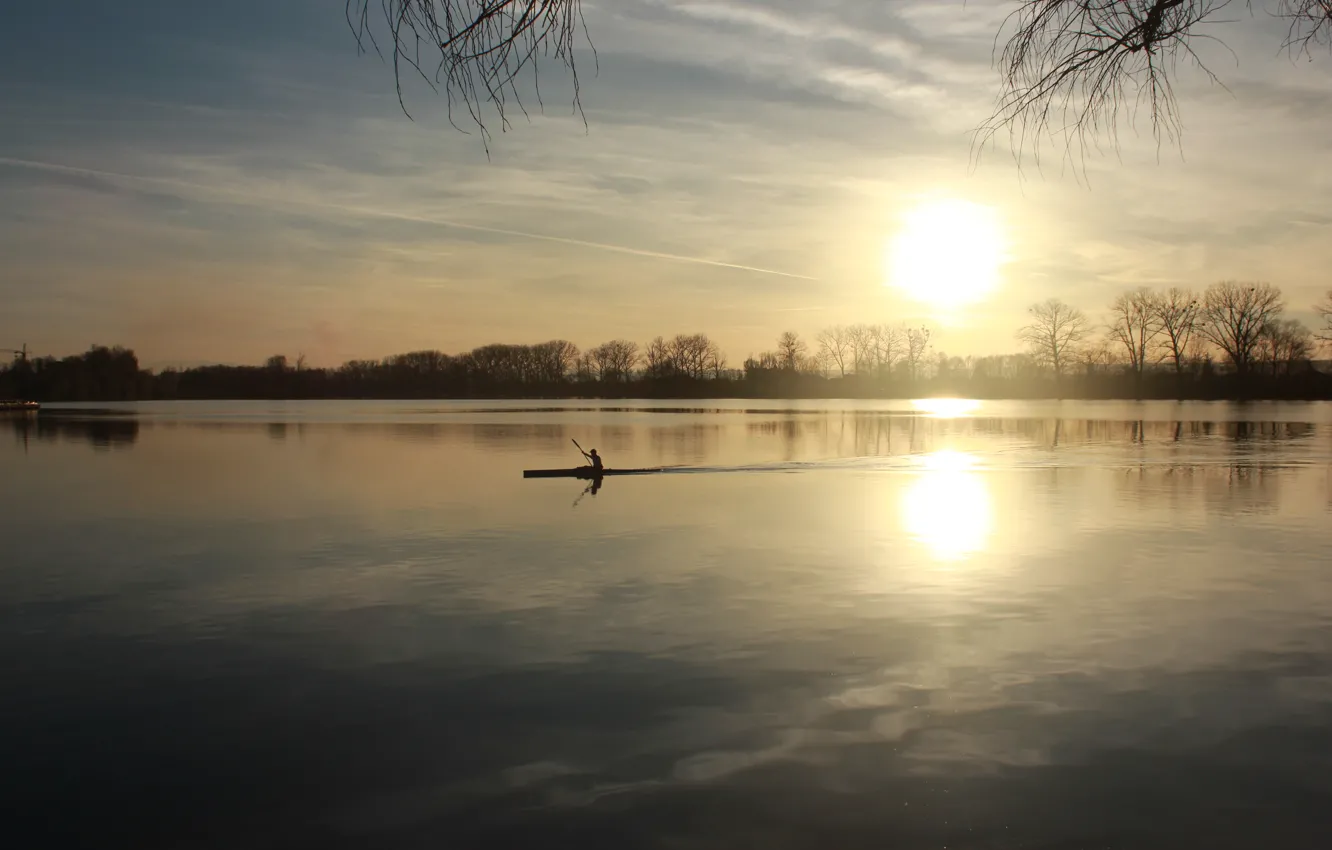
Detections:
[3, 399, 1332, 849]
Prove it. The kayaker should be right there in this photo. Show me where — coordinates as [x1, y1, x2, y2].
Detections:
[585, 448, 604, 472]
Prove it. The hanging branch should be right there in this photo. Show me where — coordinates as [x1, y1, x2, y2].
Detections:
[973, 0, 1236, 177]
[343, 2, 1332, 166]
[974, 1, 1332, 176]
[347, 1, 592, 152]
[1278, 0, 1332, 56]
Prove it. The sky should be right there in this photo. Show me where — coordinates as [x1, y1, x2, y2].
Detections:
[2, 0, 1331, 369]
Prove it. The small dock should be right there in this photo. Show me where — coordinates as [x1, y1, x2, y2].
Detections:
[1, 400, 40, 415]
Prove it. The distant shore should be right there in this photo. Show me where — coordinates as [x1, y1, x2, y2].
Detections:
[5, 344, 1332, 404]
[18, 386, 1332, 404]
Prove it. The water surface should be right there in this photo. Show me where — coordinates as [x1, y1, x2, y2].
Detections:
[4, 400, 1332, 848]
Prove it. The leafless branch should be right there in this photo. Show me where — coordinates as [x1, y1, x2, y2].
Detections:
[1278, 0, 1332, 57]
[345, 2, 1332, 167]
[1018, 298, 1090, 379]
[974, 1, 1244, 178]
[975, 1, 1332, 176]
[348, 1, 593, 153]
[1314, 289, 1332, 343]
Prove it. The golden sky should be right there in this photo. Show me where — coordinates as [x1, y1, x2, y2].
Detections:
[2, 1, 1330, 368]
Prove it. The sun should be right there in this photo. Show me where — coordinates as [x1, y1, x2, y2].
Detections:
[886, 198, 1006, 309]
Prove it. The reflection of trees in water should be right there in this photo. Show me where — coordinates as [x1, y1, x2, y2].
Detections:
[373, 424, 464, 444]
[111, 420, 577, 451]
[740, 412, 1325, 460]
[1115, 462, 1285, 517]
[4, 418, 637, 454]
[747, 414, 828, 462]
[745, 413, 940, 459]
[382, 422, 633, 454]
[956, 417, 1316, 449]
[4, 414, 139, 449]
[331, 422, 573, 451]
[1224, 421, 1315, 442]
[9, 410, 1321, 464]
[648, 423, 723, 463]
[593, 425, 635, 454]
[471, 424, 568, 453]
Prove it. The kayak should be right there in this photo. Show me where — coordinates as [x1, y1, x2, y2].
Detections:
[523, 466, 663, 479]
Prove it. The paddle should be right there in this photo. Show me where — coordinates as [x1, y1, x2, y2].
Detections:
[571, 438, 590, 462]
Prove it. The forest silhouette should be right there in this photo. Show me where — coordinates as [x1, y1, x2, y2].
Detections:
[5, 282, 1330, 403]
[3, 336, 1329, 403]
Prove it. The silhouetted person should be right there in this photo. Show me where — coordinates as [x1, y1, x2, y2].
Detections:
[582, 447, 604, 472]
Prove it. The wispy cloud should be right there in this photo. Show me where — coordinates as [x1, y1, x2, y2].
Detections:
[0, 156, 815, 280]
[2, 0, 1331, 364]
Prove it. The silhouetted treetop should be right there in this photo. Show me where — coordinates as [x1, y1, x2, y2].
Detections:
[1018, 298, 1090, 381]
[1198, 280, 1285, 375]
[1317, 290, 1332, 342]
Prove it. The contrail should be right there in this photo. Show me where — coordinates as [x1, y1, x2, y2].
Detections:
[0, 156, 817, 281]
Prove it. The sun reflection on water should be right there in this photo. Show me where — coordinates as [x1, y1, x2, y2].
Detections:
[900, 451, 993, 562]
[913, 398, 981, 418]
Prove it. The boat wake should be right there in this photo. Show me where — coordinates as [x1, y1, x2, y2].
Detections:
[638, 450, 1325, 475]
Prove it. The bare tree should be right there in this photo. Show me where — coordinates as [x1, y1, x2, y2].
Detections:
[348, 1, 591, 146]
[816, 326, 853, 378]
[666, 333, 719, 379]
[573, 350, 596, 382]
[1258, 319, 1314, 376]
[589, 339, 639, 382]
[868, 324, 903, 378]
[805, 349, 831, 377]
[846, 324, 875, 376]
[1107, 287, 1164, 378]
[977, 1, 1332, 173]
[1316, 290, 1332, 344]
[706, 340, 728, 379]
[387, 350, 454, 379]
[466, 343, 531, 383]
[529, 339, 579, 382]
[1018, 298, 1090, 380]
[775, 331, 807, 372]
[1185, 334, 1213, 373]
[1080, 334, 1119, 374]
[1198, 281, 1285, 375]
[1152, 286, 1202, 374]
[746, 352, 779, 372]
[643, 336, 672, 378]
[902, 325, 932, 381]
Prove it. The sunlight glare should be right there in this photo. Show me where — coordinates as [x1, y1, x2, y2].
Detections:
[900, 451, 993, 562]
[886, 199, 1005, 309]
[913, 398, 981, 419]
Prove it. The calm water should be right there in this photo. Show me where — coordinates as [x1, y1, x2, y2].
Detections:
[4, 399, 1332, 849]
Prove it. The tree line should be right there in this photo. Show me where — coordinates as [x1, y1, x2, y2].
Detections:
[3, 285, 1329, 402]
[1015, 282, 1332, 388]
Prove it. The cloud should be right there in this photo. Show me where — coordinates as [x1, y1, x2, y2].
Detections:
[0, 155, 816, 277]
[2, 0, 1332, 363]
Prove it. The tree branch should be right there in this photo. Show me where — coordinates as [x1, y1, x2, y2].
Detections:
[348, 1, 592, 154]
